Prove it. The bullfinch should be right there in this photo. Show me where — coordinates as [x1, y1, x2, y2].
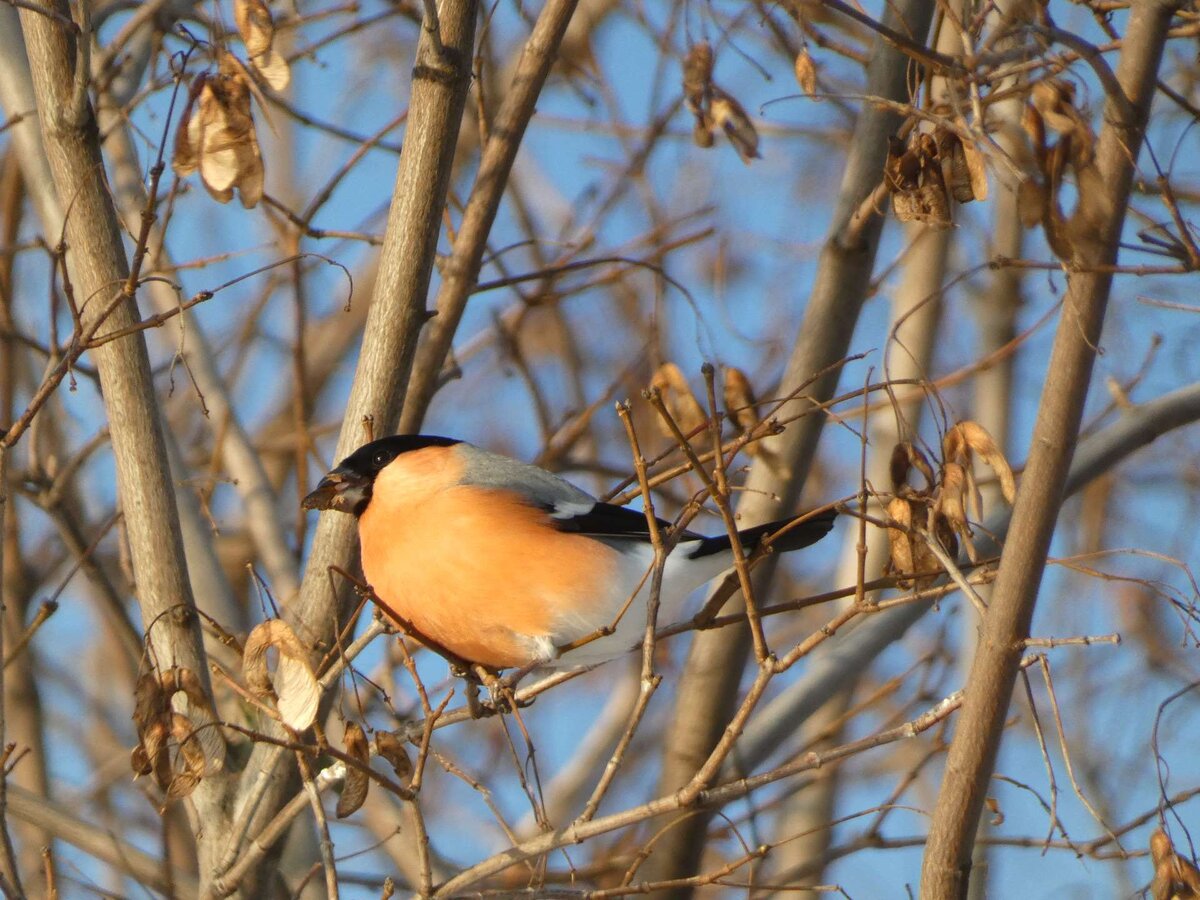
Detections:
[302, 436, 836, 670]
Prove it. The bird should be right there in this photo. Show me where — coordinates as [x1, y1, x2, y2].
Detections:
[302, 435, 836, 670]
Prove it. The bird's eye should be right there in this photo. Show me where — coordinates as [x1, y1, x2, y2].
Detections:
[372, 450, 392, 468]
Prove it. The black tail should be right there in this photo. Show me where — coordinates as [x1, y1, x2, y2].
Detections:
[686, 509, 837, 559]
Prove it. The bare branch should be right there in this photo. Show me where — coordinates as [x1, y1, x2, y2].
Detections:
[922, 2, 1186, 893]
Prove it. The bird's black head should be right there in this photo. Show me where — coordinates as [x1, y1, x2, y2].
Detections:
[301, 435, 461, 516]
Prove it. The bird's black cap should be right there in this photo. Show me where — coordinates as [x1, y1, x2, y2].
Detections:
[301, 435, 461, 515]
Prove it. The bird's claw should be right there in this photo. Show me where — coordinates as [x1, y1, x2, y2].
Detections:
[460, 666, 530, 717]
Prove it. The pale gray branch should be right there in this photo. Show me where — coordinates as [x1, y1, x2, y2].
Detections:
[14, 0, 227, 869]
[99, 97, 300, 608]
[644, 0, 937, 885]
[723, 379, 1200, 780]
[401, 0, 581, 432]
[922, 1, 1184, 892]
[228, 3, 482, 885]
[6, 783, 198, 898]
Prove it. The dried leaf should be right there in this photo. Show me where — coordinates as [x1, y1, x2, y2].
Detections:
[963, 456, 983, 523]
[710, 88, 760, 163]
[1020, 81, 1098, 257]
[932, 510, 958, 566]
[172, 76, 205, 177]
[131, 744, 154, 778]
[197, 83, 243, 193]
[274, 655, 319, 730]
[336, 721, 371, 818]
[937, 129, 976, 204]
[650, 363, 707, 439]
[375, 731, 413, 781]
[167, 714, 207, 799]
[133, 671, 167, 733]
[937, 462, 975, 563]
[887, 495, 955, 588]
[794, 48, 817, 97]
[945, 421, 1016, 505]
[984, 796, 1004, 826]
[157, 668, 226, 772]
[243, 619, 320, 730]
[683, 42, 715, 148]
[885, 135, 916, 193]
[682, 41, 713, 117]
[1151, 828, 1200, 900]
[1022, 102, 1047, 161]
[234, 0, 291, 90]
[889, 443, 911, 491]
[1031, 79, 1092, 160]
[131, 667, 225, 790]
[134, 720, 173, 791]
[890, 498, 936, 584]
[961, 136, 988, 202]
[1041, 138, 1075, 259]
[892, 188, 948, 228]
[886, 497, 914, 577]
[181, 54, 265, 208]
[722, 366, 760, 436]
[251, 42, 290, 91]
[889, 441, 935, 494]
[885, 132, 951, 228]
[1017, 177, 1046, 229]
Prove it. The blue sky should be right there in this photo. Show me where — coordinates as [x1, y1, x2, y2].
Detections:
[9, 0, 1200, 895]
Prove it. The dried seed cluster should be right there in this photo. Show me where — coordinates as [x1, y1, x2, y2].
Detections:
[649, 363, 774, 458]
[885, 125, 987, 229]
[1150, 828, 1200, 900]
[335, 723, 414, 819]
[1016, 79, 1101, 260]
[131, 667, 226, 802]
[242, 618, 320, 730]
[173, 0, 292, 208]
[683, 42, 760, 164]
[886, 422, 1015, 587]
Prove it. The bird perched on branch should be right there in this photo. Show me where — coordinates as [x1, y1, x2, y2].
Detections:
[302, 435, 835, 670]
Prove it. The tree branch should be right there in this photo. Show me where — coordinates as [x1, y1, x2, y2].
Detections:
[227, 0, 481, 887]
[400, 0, 580, 432]
[720, 379, 1200, 783]
[5, 783, 198, 898]
[922, 2, 1187, 880]
[643, 0, 937, 887]
[15, 0, 224, 839]
[0, 445, 23, 897]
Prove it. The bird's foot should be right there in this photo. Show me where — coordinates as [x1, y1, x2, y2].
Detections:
[457, 664, 531, 717]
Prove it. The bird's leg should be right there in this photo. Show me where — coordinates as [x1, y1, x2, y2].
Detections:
[462, 664, 533, 715]
[448, 662, 491, 719]
[474, 664, 507, 713]
[464, 677, 486, 719]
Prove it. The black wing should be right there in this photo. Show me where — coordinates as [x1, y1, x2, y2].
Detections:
[545, 500, 702, 543]
[544, 500, 837, 558]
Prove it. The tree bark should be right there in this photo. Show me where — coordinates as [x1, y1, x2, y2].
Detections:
[920, 1, 1182, 895]
[15, 0, 225, 854]
[400, 0, 581, 433]
[643, 0, 936, 890]
[287, 0, 480, 649]
[772, 220, 949, 893]
[221, 1, 480, 890]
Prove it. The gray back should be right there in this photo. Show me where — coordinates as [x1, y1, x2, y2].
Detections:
[458, 443, 596, 512]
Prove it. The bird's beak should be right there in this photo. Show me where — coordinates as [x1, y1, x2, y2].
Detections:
[301, 467, 370, 514]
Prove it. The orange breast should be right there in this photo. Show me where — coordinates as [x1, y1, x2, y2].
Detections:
[358, 482, 619, 668]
